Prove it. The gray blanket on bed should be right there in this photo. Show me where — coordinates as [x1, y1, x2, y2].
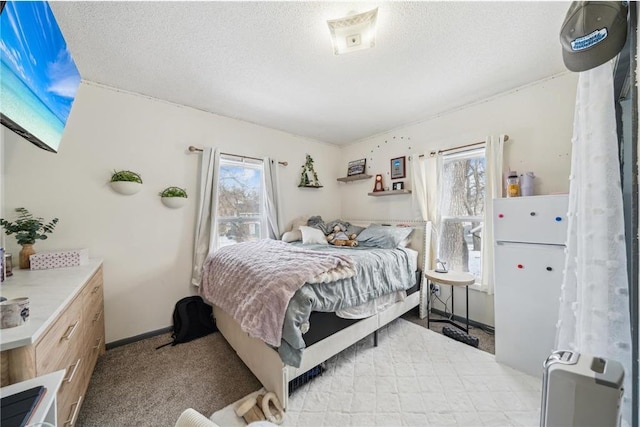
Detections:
[200, 239, 355, 347]
[279, 244, 417, 367]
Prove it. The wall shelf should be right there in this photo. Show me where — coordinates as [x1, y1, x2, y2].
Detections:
[337, 174, 372, 183]
[368, 190, 412, 197]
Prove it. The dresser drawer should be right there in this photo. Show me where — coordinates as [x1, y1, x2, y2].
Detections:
[35, 297, 83, 375]
[82, 267, 103, 310]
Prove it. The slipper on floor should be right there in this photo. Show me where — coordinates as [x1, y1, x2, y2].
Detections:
[256, 392, 284, 425]
[234, 396, 265, 424]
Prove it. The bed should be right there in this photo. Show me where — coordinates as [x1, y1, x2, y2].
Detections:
[200, 220, 428, 409]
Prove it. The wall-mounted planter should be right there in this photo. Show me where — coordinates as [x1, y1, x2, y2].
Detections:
[110, 170, 143, 195]
[159, 187, 188, 209]
[161, 197, 187, 209]
[110, 181, 142, 195]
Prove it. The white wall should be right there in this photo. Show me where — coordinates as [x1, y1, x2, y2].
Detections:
[338, 72, 578, 326]
[3, 82, 341, 343]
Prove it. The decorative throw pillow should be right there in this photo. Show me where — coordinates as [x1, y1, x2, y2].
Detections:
[356, 224, 413, 249]
[281, 229, 302, 243]
[299, 226, 328, 245]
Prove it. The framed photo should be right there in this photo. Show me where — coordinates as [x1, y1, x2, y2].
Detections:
[390, 156, 406, 179]
[392, 181, 404, 191]
[347, 158, 366, 176]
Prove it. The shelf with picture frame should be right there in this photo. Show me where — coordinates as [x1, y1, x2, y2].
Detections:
[336, 174, 372, 183]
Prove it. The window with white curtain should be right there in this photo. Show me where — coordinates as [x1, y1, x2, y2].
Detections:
[216, 156, 266, 249]
[437, 147, 485, 282]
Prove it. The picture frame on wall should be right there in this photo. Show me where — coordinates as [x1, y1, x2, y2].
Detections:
[392, 181, 404, 191]
[347, 158, 366, 176]
[390, 156, 406, 179]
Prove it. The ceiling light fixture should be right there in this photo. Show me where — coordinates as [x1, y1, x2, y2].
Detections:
[327, 8, 378, 55]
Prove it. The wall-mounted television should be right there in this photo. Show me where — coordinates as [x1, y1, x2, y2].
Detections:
[0, 1, 80, 153]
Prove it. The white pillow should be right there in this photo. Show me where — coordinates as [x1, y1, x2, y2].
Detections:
[281, 229, 302, 243]
[299, 226, 328, 245]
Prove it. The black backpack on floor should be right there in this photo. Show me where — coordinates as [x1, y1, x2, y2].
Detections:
[156, 296, 217, 349]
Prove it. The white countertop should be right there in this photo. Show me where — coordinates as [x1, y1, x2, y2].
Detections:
[0, 260, 103, 351]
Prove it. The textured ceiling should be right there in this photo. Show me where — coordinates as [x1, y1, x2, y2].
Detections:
[50, 1, 571, 145]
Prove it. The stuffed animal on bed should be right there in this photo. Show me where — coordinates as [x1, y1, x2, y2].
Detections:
[326, 224, 358, 247]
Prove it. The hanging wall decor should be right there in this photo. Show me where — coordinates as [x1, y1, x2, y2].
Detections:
[298, 155, 322, 188]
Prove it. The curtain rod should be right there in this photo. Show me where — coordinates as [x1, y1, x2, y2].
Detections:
[188, 146, 288, 166]
[418, 134, 510, 158]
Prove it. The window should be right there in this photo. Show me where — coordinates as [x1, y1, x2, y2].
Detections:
[216, 156, 266, 249]
[437, 147, 485, 282]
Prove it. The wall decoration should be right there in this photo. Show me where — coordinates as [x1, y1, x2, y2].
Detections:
[392, 181, 404, 191]
[390, 156, 406, 179]
[298, 154, 322, 188]
[110, 170, 143, 195]
[347, 159, 366, 176]
[159, 187, 188, 209]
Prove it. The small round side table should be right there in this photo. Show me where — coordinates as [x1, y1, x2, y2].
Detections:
[425, 270, 476, 333]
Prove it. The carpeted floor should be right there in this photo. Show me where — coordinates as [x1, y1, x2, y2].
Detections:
[78, 308, 495, 426]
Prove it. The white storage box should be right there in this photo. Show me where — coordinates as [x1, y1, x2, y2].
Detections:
[29, 249, 89, 270]
[541, 350, 624, 427]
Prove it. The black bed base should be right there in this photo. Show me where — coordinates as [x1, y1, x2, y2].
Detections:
[302, 271, 421, 347]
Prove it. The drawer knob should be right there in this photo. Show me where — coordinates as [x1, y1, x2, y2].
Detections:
[93, 336, 103, 350]
[517, 264, 524, 269]
[61, 321, 80, 341]
[530, 211, 536, 216]
[63, 358, 82, 384]
[65, 395, 83, 426]
[546, 266, 553, 271]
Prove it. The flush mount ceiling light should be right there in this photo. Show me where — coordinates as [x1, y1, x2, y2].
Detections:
[327, 8, 378, 55]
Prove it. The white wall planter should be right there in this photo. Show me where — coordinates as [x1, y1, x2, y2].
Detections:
[110, 181, 142, 195]
[161, 197, 187, 209]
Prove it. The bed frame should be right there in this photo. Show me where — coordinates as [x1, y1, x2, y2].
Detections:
[212, 220, 428, 409]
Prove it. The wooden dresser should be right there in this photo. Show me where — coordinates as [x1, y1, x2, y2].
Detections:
[0, 261, 104, 426]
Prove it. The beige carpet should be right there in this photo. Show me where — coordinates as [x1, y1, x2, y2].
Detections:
[77, 332, 260, 426]
[78, 309, 494, 426]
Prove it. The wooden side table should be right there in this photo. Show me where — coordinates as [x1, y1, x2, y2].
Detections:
[425, 270, 476, 333]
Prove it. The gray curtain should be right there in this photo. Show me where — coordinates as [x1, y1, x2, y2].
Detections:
[263, 157, 282, 240]
[191, 147, 220, 287]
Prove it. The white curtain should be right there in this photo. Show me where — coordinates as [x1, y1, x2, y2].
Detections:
[263, 157, 282, 240]
[191, 147, 220, 287]
[556, 62, 632, 426]
[481, 135, 505, 295]
[411, 154, 439, 318]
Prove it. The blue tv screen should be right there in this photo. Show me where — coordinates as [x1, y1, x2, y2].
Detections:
[0, 1, 80, 153]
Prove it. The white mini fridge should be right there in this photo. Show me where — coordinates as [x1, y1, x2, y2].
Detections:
[493, 194, 569, 377]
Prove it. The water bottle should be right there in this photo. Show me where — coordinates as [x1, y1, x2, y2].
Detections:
[507, 171, 520, 197]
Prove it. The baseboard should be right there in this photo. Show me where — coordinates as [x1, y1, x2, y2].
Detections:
[429, 308, 494, 332]
[106, 326, 172, 350]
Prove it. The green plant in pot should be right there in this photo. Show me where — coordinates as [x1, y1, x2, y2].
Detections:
[110, 170, 143, 195]
[159, 187, 188, 209]
[0, 208, 59, 269]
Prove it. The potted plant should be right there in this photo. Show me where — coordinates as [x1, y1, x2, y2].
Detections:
[0, 208, 59, 269]
[159, 187, 188, 209]
[110, 170, 143, 195]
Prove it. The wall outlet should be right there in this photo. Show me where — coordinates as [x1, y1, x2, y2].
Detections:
[430, 283, 440, 296]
